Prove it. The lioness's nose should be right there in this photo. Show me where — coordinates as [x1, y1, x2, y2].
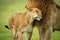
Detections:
[40, 14, 42, 17]
[40, 16, 42, 19]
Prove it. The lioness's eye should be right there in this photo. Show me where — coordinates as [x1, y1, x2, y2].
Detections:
[36, 10, 38, 13]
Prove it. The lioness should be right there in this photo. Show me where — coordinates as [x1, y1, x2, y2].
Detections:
[5, 8, 42, 40]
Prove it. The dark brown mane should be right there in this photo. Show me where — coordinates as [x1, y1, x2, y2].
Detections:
[26, 0, 56, 23]
[26, 0, 55, 11]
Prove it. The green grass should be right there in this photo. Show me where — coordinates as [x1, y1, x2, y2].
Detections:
[0, 0, 60, 40]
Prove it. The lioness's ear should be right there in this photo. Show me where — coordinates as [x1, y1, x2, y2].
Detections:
[29, 9, 32, 12]
[28, 8, 33, 12]
[25, 5, 31, 10]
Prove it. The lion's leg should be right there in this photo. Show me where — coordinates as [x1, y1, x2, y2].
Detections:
[38, 25, 46, 40]
[39, 25, 53, 40]
[38, 26, 44, 40]
[44, 26, 52, 40]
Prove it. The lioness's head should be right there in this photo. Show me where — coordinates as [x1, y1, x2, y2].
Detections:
[28, 8, 42, 21]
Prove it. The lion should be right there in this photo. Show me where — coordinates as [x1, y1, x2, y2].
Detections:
[5, 8, 42, 40]
[25, 0, 58, 40]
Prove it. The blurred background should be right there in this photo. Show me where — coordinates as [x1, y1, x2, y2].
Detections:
[0, 0, 60, 40]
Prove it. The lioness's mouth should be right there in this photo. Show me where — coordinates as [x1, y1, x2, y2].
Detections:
[35, 17, 42, 21]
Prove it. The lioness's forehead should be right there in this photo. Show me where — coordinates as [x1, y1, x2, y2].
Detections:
[32, 8, 39, 10]
[32, 8, 41, 12]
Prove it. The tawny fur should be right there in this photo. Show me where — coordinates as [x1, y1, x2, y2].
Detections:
[7, 8, 42, 40]
[25, 0, 57, 40]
